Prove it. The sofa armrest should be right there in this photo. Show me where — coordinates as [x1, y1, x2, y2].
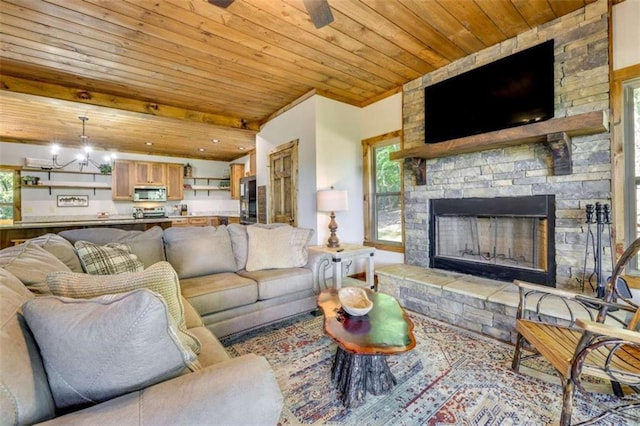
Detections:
[38, 354, 283, 426]
[305, 250, 332, 293]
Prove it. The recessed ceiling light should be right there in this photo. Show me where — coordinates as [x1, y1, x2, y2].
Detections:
[145, 142, 153, 146]
[211, 139, 220, 143]
[198, 148, 205, 152]
[238, 146, 245, 151]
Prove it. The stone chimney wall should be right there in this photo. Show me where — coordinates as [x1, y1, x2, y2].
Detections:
[402, 0, 611, 290]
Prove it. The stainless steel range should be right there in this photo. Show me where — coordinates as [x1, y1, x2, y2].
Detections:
[132, 206, 166, 219]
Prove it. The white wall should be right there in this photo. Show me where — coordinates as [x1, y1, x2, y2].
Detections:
[316, 96, 363, 247]
[613, 0, 640, 70]
[1, 141, 238, 219]
[361, 93, 403, 140]
[256, 96, 318, 232]
[256, 92, 404, 273]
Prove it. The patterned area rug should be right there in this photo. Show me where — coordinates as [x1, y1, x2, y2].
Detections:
[221, 311, 640, 425]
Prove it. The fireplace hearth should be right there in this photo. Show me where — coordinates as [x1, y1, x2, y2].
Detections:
[429, 195, 556, 287]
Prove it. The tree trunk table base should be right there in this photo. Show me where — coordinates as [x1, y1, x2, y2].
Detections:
[331, 347, 397, 408]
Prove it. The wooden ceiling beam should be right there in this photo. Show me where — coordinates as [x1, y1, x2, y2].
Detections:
[0, 75, 261, 131]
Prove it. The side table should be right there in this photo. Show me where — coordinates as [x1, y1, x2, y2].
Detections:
[308, 244, 375, 289]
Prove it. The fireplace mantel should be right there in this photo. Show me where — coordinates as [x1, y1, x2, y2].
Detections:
[391, 110, 609, 176]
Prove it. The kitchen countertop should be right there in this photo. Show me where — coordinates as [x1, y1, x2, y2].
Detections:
[2, 212, 240, 230]
[0, 217, 173, 230]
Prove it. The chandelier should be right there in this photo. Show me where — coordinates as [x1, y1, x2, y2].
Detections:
[48, 116, 114, 171]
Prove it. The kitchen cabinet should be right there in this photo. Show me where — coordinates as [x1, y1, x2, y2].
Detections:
[229, 163, 245, 200]
[170, 216, 240, 227]
[112, 160, 134, 200]
[166, 163, 184, 201]
[171, 217, 209, 227]
[134, 162, 166, 186]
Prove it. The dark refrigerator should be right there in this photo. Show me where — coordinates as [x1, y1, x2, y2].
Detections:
[240, 176, 257, 224]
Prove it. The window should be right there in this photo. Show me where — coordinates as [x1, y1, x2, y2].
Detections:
[362, 131, 403, 252]
[0, 169, 18, 224]
[624, 79, 640, 272]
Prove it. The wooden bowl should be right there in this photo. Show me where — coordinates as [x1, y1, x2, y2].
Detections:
[338, 287, 373, 316]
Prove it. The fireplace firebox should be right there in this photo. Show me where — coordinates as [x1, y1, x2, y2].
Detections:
[429, 195, 555, 287]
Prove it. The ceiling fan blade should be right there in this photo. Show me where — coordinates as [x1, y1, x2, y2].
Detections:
[208, 0, 234, 8]
[303, 0, 334, 29]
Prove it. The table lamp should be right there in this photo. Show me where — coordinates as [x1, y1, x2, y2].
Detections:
[317, 188, 348, 248]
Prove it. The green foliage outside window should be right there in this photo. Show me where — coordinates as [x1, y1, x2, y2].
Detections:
[374, 143, 402, 243]
[0, 171, 14, 220]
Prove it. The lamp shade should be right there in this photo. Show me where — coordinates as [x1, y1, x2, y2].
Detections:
[317, 189, 348, 212]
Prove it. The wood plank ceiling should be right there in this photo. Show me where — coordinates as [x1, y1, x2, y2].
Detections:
[0, 0, 596, 162]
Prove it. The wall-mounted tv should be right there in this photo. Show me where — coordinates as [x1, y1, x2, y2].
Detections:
[424, 40, 554, 144]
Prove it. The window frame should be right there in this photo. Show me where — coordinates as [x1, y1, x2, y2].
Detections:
[362, 130, 404, 253]
[623, 79, 640, 274]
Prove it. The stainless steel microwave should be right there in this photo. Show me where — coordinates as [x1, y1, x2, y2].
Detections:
[133, 186, 167, 202]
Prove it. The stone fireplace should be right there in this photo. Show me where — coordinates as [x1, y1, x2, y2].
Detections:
[429, 195, 555, 286]
[399, 1, 612, 290]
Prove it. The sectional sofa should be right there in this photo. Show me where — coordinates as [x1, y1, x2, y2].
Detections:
[0, 223, 331, 425]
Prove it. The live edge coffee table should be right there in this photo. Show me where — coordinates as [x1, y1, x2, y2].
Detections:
[317, 288, 416, 408]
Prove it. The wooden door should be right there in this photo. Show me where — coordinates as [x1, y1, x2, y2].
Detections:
[166, 163, 184, 200]
[112, 160, 133, 200]
[269, 140, 298, 226]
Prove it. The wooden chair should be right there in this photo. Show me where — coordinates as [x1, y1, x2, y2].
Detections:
[512, 237, 640, 425]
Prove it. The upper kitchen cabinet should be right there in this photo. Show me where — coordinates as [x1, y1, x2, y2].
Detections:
[166, 163, 184, 201]
[229, 163, 245, 200]
[112, 160, 134, 200]
[134, 162, 166, 186]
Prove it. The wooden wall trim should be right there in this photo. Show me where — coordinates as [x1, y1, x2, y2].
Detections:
[1, 75, 260, 131]
[611, 64, 640, 257]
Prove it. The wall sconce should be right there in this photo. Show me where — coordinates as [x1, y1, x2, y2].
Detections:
[317, 188, 348, 248]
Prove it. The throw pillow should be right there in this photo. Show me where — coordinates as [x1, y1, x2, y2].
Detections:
[116, 226, 166, 268]
[0, 242, 70, 294]
[291, 227, 314, 267]
[163, 225, 237, 278]
[28, 233, 84, 272]
[227, 223, 289, 270]
[22, 289, 198, 411]
[46, 261, 201, 355]
[75, 241, 144, 275]
[246, 225, 309, 271]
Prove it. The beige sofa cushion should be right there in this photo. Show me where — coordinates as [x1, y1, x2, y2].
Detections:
[117, 226, 166, 268]
[59, 226, 166, 268]
[164, 226, 237, 279]
[22, 289, 197, 411]
[46, 261, 200, 355]
[181, 272, 257, 316]
[75, 241, 144, 275]
[245, 225, 313, 271]
[0, 268, 56, 426]
[28, 233, 84, 272]
[0, 242, 71, 295]
[238, 268, 313, 300]
[59, 227, 143, 245]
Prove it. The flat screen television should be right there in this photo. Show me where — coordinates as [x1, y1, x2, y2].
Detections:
[424, 40, 554, 144]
